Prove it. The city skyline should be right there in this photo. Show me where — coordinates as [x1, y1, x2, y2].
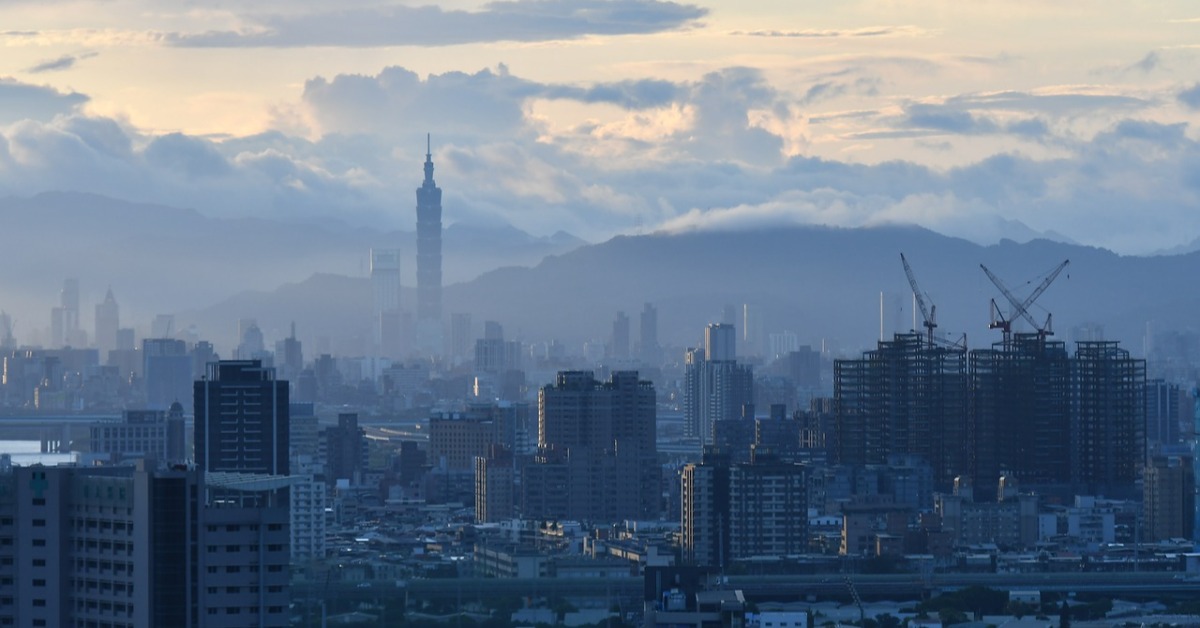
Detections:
[0, 2, 1198, 255]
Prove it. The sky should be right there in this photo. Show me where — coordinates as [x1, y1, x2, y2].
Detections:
[2, 0, 1200, 254]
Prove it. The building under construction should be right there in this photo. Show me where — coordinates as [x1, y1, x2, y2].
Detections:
[969, 333, 1072, 501]
[834, 332, 969, 490]
[838, 332, 1146, 502]
[1072, 340, 1145, 498]
[836, 255, 1147, 501]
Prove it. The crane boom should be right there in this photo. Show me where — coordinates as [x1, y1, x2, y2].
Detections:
[900, 253, 937, 346]
[980, 259, 1070, 338]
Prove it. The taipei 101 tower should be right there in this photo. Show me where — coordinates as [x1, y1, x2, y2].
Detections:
[415, 134, 444, 355]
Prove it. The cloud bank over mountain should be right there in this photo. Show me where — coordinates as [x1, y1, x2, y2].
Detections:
[1, 63, 1197, 254]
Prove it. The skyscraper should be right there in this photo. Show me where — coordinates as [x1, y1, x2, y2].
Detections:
[371, 248, 403, 357]
[415, 134, 443, 355]
[195, 360, 290, 475]
[639, 302, 660, 365]
[94, 287, 119, 356]
[51, 278, 81, 347]
[610, 310, 630, 359]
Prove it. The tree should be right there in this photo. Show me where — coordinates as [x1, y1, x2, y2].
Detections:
[1059, 600, 1071, 628]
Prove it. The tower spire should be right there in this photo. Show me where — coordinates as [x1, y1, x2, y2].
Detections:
[423, 133, 435, 184]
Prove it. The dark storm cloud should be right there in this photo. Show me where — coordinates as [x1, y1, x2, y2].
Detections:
[170, 0, 707, 48]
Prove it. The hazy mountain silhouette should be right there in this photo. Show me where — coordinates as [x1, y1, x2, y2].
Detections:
[176, 224, 1198, 356]
[0, 191, 584, 338]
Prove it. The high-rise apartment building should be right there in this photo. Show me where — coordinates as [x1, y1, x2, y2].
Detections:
[1144, 455, 1195, 542]
[684, 324, 754, 446]
[524, 371, 658, 521]
[0, 464, 290, 627]
[415, 134, 443, 355]
[322, 412, 368, 484]
[681, 448, 807, 567]
[1146, 379, 1185, 456]
[474, 445, 514, 523]
[195, 360, 290, 475]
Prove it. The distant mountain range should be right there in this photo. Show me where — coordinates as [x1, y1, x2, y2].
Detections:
[0, 191, 585, 341]
[176, 224, 1200, 357]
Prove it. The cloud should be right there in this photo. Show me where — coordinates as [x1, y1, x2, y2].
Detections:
[730, 26, 927, 38]
[0, 63, 1198, 255]
[170, 0, 707, 48]
[904, 103, 998, 134]
[25, 52, 97, 74]
[1128, 51, 1161, 74]
[1179, 83, 1200, 109]
[0, 78, 88, 124]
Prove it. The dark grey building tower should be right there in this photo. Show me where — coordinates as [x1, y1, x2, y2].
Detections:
[415, 133, 444, 355]
[195, 360, 290, 475]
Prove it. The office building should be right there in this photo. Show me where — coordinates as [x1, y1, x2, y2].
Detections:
[415, 134, 443, 355]
[371, 248, 403, 358]
[144, 338, 192, 410]
[50, 278, 82, 348]
[274, 322, 303, 383]
[429, 404, 511, 472]
[195, 360, 289, 475]
[639, 302, 660, 365]
[450, 312, 472, 364]
[609, 311, 630, 359]
[89, 405, 187, 465]
[94, 287, 119, 355]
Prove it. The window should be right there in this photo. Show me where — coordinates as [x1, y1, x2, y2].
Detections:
[32, 599, 45, 607]
[31, 520, 44, 528]
[31, 559, 45, 567]
[32, 579, 44, 587]
[31, 539, 45, 547]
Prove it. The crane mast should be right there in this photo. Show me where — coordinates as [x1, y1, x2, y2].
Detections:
[900, 253, 937, 348]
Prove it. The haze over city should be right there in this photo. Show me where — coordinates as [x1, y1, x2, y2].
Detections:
[3, 2, 1200, 627]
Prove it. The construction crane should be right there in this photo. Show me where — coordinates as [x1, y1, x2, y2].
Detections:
[980, 259, 1070, 342]
[900, 254, 967, 350]
[900, 253, 937, 347]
